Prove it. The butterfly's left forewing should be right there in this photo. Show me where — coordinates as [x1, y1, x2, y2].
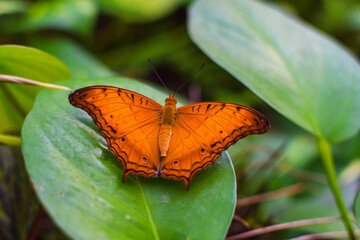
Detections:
[161, 102, 270, 189]
[69, 86, 163, 180]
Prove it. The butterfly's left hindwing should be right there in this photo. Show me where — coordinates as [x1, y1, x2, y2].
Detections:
[69, 86, 163, 180]
[161, 102, 270, 189]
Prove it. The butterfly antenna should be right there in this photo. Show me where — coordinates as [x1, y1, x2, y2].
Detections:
[174, 61, 206, 94]
[147, 58, 170, 96]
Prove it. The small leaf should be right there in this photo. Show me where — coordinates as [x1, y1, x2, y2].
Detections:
[188, 0, 360, 143]
[100, 0, 185, 22]
[354, 187, 360, 225]
[13, 0, 97, 36]
[0, 1, 28, 16]
[22, 77, 236, 240]
[0, 45, 71, 136]
[30, 37, 113, 79]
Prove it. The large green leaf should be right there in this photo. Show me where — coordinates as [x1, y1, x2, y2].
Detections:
[0, 45, 71, 136]
[22, 77, 236, 240]
[188, 0, 360, 143]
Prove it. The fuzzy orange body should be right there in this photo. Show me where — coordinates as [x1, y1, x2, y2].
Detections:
[159, 95, 177, 157]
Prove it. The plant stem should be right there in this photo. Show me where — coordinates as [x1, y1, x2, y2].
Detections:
[316, 136, 357, 240]
[236, 182, 304, 207]
[0, 134, 21, 146]
[0, 74, 72, 91]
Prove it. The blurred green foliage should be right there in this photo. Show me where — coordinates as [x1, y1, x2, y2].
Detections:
[1, 0, 358, 103]
[0, 0, 359, 239]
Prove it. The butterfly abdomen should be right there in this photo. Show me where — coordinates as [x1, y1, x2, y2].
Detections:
[159, 95, 178, 157]
[159, 124, 172, 157]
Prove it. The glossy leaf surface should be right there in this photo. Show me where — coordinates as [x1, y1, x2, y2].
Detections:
[189, 0, 360, 143]
[22, 77, 236, 240]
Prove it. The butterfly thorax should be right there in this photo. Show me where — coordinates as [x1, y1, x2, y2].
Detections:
[159, 95, 178, 157]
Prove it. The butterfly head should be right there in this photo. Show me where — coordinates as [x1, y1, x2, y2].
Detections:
[165, 95, 177, 105]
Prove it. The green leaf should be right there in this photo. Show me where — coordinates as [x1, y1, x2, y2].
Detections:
[30, 37, 113, 79]
[22, 77, 236, 240]
[18, 0, 96, 36]
[188, 0, 360, 143]
[347, 6, 360, 31]
[0, 45, 71, 136]
[100, 0, 185, 22]
[354, 188, 360, 225]
[0, 1, 28, 16]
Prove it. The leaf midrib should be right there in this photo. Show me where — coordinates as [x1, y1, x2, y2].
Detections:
[136, 178, 160, 240]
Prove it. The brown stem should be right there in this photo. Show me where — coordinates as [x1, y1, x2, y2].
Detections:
[226, 216, 341, 240]
[292, 230, 360, 240]
[27, 206, 46, 240]
[236, 182, 304, 207]
[232, 215, 250, 229]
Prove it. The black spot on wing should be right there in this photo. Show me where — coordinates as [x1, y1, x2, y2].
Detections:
[108, 126, 117, 134]
[206, 104, 211, 111]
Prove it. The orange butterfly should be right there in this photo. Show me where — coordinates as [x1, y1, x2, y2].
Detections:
[69, 86, 270, 190]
